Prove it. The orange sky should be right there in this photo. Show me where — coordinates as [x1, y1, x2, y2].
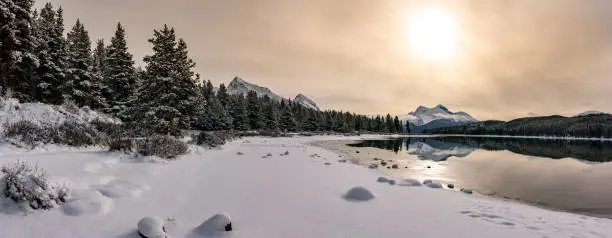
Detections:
[39, 0, 612, 120]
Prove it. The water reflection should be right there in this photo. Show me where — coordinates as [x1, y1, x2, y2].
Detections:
[345, 136, 612, 217]
[349, 136, 612, 162]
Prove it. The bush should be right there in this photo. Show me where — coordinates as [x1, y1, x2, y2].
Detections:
[108, 139, 133, 153]
[196, 132, 225, 147]
[57, 120, 105, 146]
[137, 135, 188, 159]
[4, 121, 55, 146]
[1, 161, 68, 210]
[91, 119, 122, 138]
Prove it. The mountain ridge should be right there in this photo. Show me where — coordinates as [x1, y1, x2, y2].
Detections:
[227, 76, 320, 110]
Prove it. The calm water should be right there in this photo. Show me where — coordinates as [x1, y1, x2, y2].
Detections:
[348, 136, 612, 217]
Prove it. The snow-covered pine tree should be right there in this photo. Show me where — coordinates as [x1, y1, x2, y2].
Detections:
[65, 19, 106, 109]
[216, 83, 229, 107]
[279, 103, 297, 132]
[32, 3, 66, 104]
[137, 25, 199, 135]
[261, 95, 279, 131]
[194, 97, 232, 131]
[246, 90, 265, 130]
[229, 95, 249, 131]
[204, 80, 214, 99]
[302, 110, 319, 131]
[2, 0, 38, 101]
[104, 22, 137, 115]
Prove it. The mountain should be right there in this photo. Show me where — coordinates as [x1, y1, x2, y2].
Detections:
[574, 111, 610, 117]
[227, 76, 284, 102]
[227, 76, 320, 110]
[294, 94, 320, 111]
[402, 105, 478, 133]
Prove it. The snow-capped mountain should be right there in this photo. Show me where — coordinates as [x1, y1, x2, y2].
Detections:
[227, 76, 284, 102]
[294, 94, 320, 111]
[401, 104, 478, 133]
[574, 111, 610, 117]
[227, 76, 320, 110]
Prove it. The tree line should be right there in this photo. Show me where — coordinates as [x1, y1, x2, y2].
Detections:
[0, 0, 407, 135]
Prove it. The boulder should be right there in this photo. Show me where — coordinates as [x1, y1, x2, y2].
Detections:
[343, 186, 375, 201]
[137, 216, 165, 238]
[447, 184, 455, 189]
[376, 177, 390, 183]
[426, 183, 443, 189]
[461, 188, 473, 194]
[391, 164, 399, 169]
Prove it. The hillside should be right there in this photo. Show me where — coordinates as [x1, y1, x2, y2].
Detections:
[424, 114, 612, 138]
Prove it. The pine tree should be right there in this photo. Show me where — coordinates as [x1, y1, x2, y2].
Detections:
[216, 83, 229, 107]
[136, 25, 199, 135]
[279, 104, 297, 132]
[2, 0, 38, 101]
[302, 110, 319, 131]
[261, 95, 279, 131]
[104, 22, 137, 114]
[230, 95, 249, 131]
[393, 116, 401, 133]
[65, 19, 106, 108]
[246, 90, 264, 130]
[195, 97, 232, 131]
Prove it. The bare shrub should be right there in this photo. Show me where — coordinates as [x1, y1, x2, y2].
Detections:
[1, 161, 68, 210]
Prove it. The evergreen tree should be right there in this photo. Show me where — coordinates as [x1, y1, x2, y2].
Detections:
[246, 90, 264, 130]
[136, 25, 199, 134]
[261, 95, 279, 131]
[229, 95, 249, 131]
[65, 19, 106, 108]
[104, 22, 137, 114]
[92, 39, 108, 100]
[204, 80, 214, 99]
[1, 0, 38, 101]
[279, 104, 297, 132]
[393, 116, 401, 133]
[195, 97, 232, 131]
[216, 83, 229, 107]
[302, 111, 319, 131]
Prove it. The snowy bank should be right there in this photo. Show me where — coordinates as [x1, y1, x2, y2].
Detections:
[0, 135, 610, 238]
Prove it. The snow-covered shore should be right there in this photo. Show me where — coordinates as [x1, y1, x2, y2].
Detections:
[1, 135, 611, 238]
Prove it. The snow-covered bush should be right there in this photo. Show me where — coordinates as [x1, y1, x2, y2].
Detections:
[108, 139, 133, 153]
[1, 161, 68, 209]
[4, 120, 55, 146]
[196, 132, 226, 147]
[137, 135, 188, 159]
[57, 120, 105, 146]
[91, 119, 122, 138]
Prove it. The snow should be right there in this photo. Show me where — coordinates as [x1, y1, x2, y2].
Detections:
[0, 136, 611, 238]
[574, 110, 610, 117]
[294, 93, 320, 111]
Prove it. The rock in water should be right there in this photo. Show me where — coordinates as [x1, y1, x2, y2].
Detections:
[461, 188, 473, 194]
[368, 164, 378, 169]
[137, 216, 165, 238]
[192, 213, 233, 236]
[426, 183, 443, 189]
[447, 184, 455, 189]
[423, 179, 433, 185]
[343, 186, 375, 201]
[398, 179, 422, 187]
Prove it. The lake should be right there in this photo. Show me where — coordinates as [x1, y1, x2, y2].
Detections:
[344, 136, 612, 218]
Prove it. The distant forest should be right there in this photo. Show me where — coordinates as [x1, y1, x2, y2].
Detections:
[424, 115, 612, 138]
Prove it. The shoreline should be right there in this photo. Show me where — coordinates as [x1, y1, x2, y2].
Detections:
[311, 138, 612, 219]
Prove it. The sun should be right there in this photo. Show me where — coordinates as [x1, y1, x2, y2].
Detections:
[405, 6, 459, 62]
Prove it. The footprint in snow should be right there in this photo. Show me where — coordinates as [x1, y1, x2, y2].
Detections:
[91, 179, 148, 199]
[61, 189, 113, 216]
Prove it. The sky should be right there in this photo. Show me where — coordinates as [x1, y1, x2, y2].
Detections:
[37, 0, 612, 120]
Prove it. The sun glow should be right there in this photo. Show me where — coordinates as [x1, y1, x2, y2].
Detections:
[406, 6, 459, 62]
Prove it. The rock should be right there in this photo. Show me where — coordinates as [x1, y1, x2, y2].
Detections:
[138, 216, 166, 238]
[324, 162, 331, 165]
[280, 151, 289, 156]
[423, 179, 433, 185]
[461, 188, 473, 194]
[388, 160, 393, 162]
[368, 164, 379, 169]
[338, 159, 347, 163]
[355, 151, 360, 154]
[427, 166, 431, 169]
[398, 179, 422, 187]
[426, 183, 443, 189]
[404, 166, 408, 168]
[343, 186, 375, 201]
[388, 180, 396, 185]
[380, 161, 388, 166]
[192, 213, 233, 236]
[377, 177, 390, 183]
[391, 164, 398, 169]
[386, 166, 391, 169]
[236, 152, 243, 155]
[266, 153, 272, 157]
[373, 157, 379, 161]
[447, 184, 455, 189]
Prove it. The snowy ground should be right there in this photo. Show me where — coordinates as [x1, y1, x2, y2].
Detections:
[1, 135, 611, 238]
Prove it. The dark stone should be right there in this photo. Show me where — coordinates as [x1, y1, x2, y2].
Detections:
[373, 158, 379, 161]
[392, 164, 399, 169]
[225, 223, 233, 231]
[381, 161, 388, 166]
[386, 166, 391, 169]
[448, 184, 455, 189]
[427, 166, 431, 169]
[356, 151, 360, 153]
[324, 162, 331, 165]
[404, 166, 408, 168]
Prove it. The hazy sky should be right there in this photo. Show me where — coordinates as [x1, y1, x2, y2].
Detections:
[38, 0, 612, 120]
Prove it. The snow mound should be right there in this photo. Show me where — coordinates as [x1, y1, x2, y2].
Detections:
[343, 186, 375, 201]
[138, 216, 166, 238]
[190, 213, 233, 237]
[0, 98, 119, 132]
[61, 189, 113, 216]
[398, 179, 422, 187]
